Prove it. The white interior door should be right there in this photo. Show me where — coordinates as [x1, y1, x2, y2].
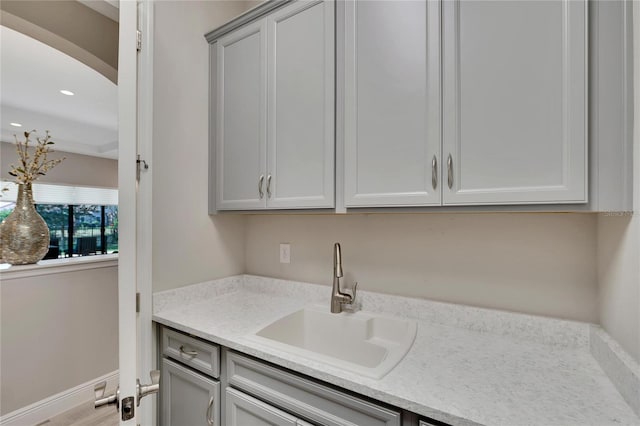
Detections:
[117, 0, 155, 425]
[136, 0, 156, 424]
[118, 0, 139, 424]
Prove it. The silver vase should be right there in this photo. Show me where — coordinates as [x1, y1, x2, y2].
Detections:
[0, 183, 50, 265]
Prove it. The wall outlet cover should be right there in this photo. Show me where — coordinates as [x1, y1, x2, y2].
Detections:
[280, 243, 291, 264]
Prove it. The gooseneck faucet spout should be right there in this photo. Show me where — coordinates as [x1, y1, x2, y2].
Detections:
[334, 242, 343, 279]
[331, 243, 357, 313]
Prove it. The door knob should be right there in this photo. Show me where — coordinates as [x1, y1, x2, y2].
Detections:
[137, 369, 160, 406]
[94, 381, 119, 409]
[95, 370, 159, 411]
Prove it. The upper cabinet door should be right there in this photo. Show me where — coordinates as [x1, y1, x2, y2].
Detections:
[344, 0, 441, 207]
[216, 21, 267, 210]
[442, 0, 587, 205]
[266, 0, 335, 209]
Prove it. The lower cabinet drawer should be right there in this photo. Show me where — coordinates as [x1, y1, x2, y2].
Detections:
[226, 387, 300, 426]
[419, 419, 450, 426]
[162, 327, 220, 378]
[161, 358, 220, 426]
[226, 350, 401, 426]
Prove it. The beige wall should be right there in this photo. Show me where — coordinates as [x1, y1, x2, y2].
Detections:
[595, 4, 640, 363]
[0, 265, 118, 415]
[151, 1, 254, 292]
[245, 213, 598, 322]
[0, 141, 118, 189]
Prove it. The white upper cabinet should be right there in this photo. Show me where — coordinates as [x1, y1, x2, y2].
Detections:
[215, 21, 267, 210]
[266, 0, 335, 209]
[213, 0, 334, 211]
[209, 0, 630, 212]
[345, 0, 587, 208]
[344, 0, 442, 207]
[442, 0, 587, 205]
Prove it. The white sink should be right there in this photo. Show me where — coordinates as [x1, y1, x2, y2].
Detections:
[249, 305, 417, 379]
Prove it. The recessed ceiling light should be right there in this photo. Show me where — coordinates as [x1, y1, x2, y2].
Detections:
[10, 122, 22, 127]
[60, 90, 74, 96]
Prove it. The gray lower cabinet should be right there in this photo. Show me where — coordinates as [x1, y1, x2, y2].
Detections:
[226, 350, 401, 426]
[159, 326, 447, 426]
[161, 358, 221, 426]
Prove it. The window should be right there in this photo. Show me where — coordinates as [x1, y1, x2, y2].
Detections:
[0, 203, 118, 259]
[0, 182, 118, 259]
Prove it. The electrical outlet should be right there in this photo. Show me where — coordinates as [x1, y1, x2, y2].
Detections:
[279, 243, 291, 264]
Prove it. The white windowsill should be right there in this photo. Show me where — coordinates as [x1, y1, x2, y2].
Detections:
[0, 254, 118, 280]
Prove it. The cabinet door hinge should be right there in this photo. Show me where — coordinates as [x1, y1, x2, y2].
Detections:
[136, 30, 142, 51]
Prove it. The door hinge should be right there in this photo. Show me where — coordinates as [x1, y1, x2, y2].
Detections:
[136, 30, 142, 51]
[136, 155, 149, 182]
[136, 292, 140, 313]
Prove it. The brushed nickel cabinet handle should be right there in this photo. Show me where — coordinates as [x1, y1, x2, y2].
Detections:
[432, 155, 438, 190]
[179, 345, 198, 357]
[258, 175, 265, 199]
[447, 154, 453, 189]
[266, 174, 272, 198]
[206, 396, 215, 426]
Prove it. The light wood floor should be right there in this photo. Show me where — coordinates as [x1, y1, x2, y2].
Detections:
[36, 401, 118, 426]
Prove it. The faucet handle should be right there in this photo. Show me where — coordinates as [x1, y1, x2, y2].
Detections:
[344, 282, 357, 304]
[351, 282, 358, 301]
[341, 282, 359, 312]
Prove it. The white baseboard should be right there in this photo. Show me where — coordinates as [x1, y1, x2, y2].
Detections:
[0, 371, 119, 426]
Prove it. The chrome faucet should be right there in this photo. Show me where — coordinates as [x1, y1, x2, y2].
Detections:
[331, 243, 357, 313]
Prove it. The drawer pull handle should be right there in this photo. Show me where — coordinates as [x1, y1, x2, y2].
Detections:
[447, 154, 454, 189]
[206, 396, 215, 425]
[266, 174, 272, 198]
[432, 155, 438, 190]
[179, 345, 198, 357]
[258, 175, 265, 199]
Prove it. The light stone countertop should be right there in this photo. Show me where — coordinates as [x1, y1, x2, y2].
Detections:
[153, 275, 640, 426]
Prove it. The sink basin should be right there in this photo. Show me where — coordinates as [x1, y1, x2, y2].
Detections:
[249, 305, 417, 379]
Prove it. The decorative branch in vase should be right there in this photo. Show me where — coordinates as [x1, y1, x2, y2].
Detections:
[0, 130, 65, 265]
